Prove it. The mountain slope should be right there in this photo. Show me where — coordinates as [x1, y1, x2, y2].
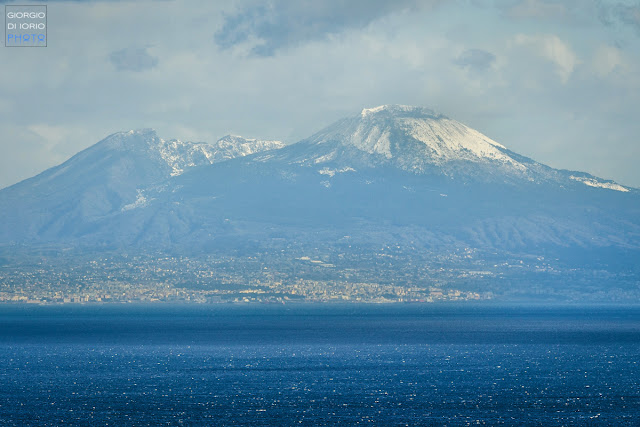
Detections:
[65, 105, 635, 253]
[252, 105, 629, 191]
[1, 105, 639, 302]
[0, 105, 637, 252]
[0, 129, 283, 242]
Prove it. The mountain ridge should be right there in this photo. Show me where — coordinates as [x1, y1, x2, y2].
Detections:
[1, 105, 639, 302]
[250, 105, 632, 191]
[0, 129, 285, 242]
[0, 105, 637, 250]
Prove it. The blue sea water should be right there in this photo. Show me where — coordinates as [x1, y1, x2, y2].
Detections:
[0, 304, 639, 426]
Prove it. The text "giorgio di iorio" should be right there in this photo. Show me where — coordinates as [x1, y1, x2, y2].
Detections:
[5, 6, 47, 47]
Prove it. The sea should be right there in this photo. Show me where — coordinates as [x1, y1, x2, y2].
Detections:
[0, 304, 638, 426]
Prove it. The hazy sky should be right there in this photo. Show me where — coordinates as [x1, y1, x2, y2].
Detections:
[1, 0, 639, 189]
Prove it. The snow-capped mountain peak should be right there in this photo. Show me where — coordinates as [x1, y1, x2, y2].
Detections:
[257, 105, 631, 191]
[353, 105, 510, 163]
[278, 105, 531, 180]
[360, 104, 442, 119]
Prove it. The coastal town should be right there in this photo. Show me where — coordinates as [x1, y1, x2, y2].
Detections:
[1, 245, 636, 305]
[0, 247, 497, 304]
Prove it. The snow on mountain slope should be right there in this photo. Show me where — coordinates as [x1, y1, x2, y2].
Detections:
[100, 129, 284, 177]
[357, 105, 512, 164]
[0, 129, 285, 240]
[0, 105, 636, 248]
[569, 175, 629, 192]
[208, 135, 285, 163]
[256, 105, 532, 176]
[256, 105, 629, 190]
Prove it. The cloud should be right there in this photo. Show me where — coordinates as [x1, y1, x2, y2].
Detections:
[453, 49, 496, 72]
[598, 1, 640, 34]
[513, 34, 580, 83]
[592, 44, 626, 76]
[506, 0, 567, 19]
[612, 3, 640, 33]
[214, 0, 439, 56]
[109, 47, 158, 72]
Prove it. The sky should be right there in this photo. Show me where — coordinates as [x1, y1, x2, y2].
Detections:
[1, 0, 639, 189]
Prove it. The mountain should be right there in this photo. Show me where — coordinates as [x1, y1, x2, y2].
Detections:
[1, 106, 638, 248]
[1, 105, 637, 251]
[1, 104, 639, 301]
[256, 105, 629, 189]
[0, 129, 283, 242]
[132, 105, 636, 251]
